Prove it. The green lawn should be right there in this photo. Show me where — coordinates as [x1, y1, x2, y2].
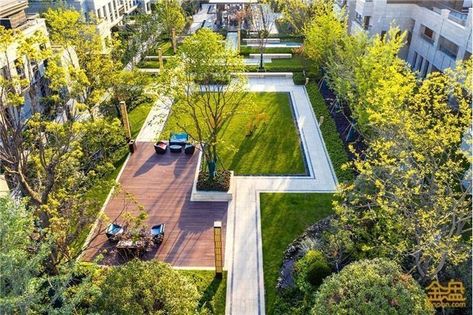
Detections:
[260, 193, 335, 314]
[247, 56, 306, 72]
[162, 92, 306, 175]
[179, 270, 227, 314]
[148, 40, 174, 56]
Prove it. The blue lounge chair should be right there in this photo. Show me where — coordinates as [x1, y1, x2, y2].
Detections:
[169, 132, 189, 146]
[150, 224, 165, 244]
[106, 223, 124, 242]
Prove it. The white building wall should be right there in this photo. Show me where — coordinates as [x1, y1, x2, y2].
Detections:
[342, 0, 472, 75]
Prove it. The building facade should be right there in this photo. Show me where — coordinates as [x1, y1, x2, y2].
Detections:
[27, 0, 152, 39]
[336, 0, 472, 76]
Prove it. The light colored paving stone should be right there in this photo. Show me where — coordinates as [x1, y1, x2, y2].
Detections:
[136, 97, 172, 142]
[225, 76, 338, 314]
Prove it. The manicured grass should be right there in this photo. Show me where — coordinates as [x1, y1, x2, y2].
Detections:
[162, 92, 306, 175]
[260, 193, 335, 315]
[148, 40, 174, 56]
[129, 101, 153, 139]
[137, 59, 167, 69]
[247, 56, 306, 72]
[239, 46, 296, 55]
[306, 84, 354, 183]
[179, 270, 227, 315]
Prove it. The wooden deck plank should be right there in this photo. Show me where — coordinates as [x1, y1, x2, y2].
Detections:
[83, 142, 228, 267]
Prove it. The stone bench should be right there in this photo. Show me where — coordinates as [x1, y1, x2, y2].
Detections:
[240, 72, 293, 78]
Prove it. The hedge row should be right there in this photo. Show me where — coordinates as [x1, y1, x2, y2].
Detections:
[306, 84, 354, 183]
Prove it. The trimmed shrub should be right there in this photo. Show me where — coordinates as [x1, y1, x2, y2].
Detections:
[306, 84, 354, 183]
[313, 259, 435, 315]
[94, 260, 200, 314]
[294, 250, 332, 293]
[293, 72, 306, 85]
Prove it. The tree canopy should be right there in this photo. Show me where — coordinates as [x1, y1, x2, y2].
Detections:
[313, 259, 434, 314]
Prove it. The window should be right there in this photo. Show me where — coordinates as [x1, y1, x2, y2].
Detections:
[421, 60, 430, 78]
[464, 51, 472, 61]
[381, 31, 387, 40]
[412, 52, 418, 69]
[438, 35, 459, 59]
[417, 56, 424, 71]
[363, 16, 371, 30]
[355, 11, 363, 25]
[420, 25, 435, 44]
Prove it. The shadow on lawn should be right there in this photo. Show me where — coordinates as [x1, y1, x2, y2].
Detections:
[198, 276, 224, 313]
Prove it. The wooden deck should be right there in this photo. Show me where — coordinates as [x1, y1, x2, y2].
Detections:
[83, 142, 228, 267]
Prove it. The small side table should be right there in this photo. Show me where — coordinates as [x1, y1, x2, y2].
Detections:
[169, 144, 182, 153]
[185, 143, 195, 155]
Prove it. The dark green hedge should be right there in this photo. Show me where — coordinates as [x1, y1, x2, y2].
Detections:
[306, 84, 354, 183]
[293, 72, 306, 85]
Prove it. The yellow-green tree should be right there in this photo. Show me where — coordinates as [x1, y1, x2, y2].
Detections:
[155, 0, 186, 39]
[335, 63, 472, 281]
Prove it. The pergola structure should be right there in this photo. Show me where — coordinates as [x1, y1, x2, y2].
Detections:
[208, 0, 259, 30]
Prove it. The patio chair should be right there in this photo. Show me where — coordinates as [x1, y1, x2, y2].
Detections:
[106, 223, 124, 242]
[169, 132, 189, 146]
[150, 224, 166, 244]
[154, 141, 168, 154]
[184, 143, 195, 155]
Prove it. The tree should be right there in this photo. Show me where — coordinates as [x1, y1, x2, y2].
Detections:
[155, 0, 186, 40]
[274, 0, 330, 35]
[0, 196, 97, 313]
[334, 63, 472, 281]
[248, 2, 276, 70]
[94, 260, 200, 314]
[44, 8, 121, 120]
[162, 28, 247, 179]
[303, 5, 346, 73]
[312, 259, 434, 314]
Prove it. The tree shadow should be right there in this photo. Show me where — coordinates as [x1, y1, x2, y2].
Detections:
[198, 276, 223, 313]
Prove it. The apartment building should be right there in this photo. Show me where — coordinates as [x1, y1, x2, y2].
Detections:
[27, 0, 152, 39]
[0, 0, 50, 121]
[335, 0, 472, 76]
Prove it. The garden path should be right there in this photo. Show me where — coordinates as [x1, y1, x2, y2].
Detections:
[225, 76, 338, 315]
[136, 97, 172, 142]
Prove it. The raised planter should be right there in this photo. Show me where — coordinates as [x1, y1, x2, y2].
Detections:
[190, 151, 234, 202]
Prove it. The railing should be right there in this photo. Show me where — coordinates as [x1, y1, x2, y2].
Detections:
[431, 5, 468, 26]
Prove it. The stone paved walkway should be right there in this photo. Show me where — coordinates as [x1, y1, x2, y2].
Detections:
[136, 97, 172, 142]
[225, 76, 338, 315]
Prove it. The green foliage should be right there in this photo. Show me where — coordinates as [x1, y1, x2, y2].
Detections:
[178, 270, 227, 314]
[260, 193, 335, 314]
[306, 84, 353, 183]
[155, 0, 186, 38]
[312, 259, 435, 314]
[303, 8, 346, 72]
[293, 72, 306, 85]
[0, 196, 98, 313]
[335, 64, 472, 280]
[239, 46, 296, 55]
[295, 250, 331, 292]
[94, 260, 200, 314]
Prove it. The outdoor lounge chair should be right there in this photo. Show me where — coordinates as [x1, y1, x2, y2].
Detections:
[106, 223, 124, 242]
[154, 141, 168, 154]
[150, 224, 165, 244]
[169, 132, 189, 146]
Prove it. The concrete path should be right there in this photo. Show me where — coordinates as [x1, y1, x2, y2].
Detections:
[226, 32, 239, 51]
[189, 4, 216, 34]
[136, 97, 172, 142]
[225, 76, 338, 315]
